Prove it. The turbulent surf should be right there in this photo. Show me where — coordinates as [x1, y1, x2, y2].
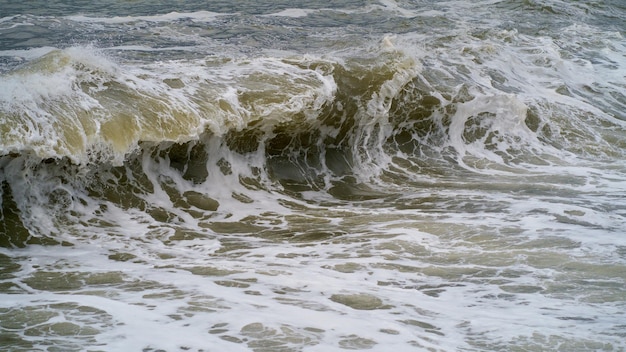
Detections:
[1, 1, 625, 351]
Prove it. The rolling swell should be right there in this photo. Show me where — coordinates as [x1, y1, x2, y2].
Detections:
[0, 45, 413, 245]
[1, 39, 623, 248]
[0, 47, 390, 244]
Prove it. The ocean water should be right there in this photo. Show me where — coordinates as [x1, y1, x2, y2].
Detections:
[1, 0, 625, 351]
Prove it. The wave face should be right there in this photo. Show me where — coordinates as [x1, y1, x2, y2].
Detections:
[1, 1, 626, 351]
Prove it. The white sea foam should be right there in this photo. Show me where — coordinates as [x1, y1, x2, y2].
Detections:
[0, 46, 58, 59]
[0, 46, 338, 164]
[262, 9, 315, 18]
[66, 10, 227, 24]
[1, 1, 625, 351]
[377, 0, 420, 18]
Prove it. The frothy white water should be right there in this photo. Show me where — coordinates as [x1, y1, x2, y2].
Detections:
[66, 11, 227, 24]
[2, 192, 624, 351]
[0, 47, 337, 164]
[1, 1, 625, 351]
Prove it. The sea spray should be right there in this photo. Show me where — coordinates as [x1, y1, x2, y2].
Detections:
[1, 1, 625, 351]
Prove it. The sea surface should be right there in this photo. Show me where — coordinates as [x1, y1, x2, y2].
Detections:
[1, 0, 625, 351]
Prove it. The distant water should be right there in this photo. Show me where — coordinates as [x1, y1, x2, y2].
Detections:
[1, 1, 625, 351]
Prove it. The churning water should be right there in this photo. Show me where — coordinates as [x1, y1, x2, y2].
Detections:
[1, 0, 625, 351]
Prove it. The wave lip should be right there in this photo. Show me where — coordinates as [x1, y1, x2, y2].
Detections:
[0, 47, 338, 165]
